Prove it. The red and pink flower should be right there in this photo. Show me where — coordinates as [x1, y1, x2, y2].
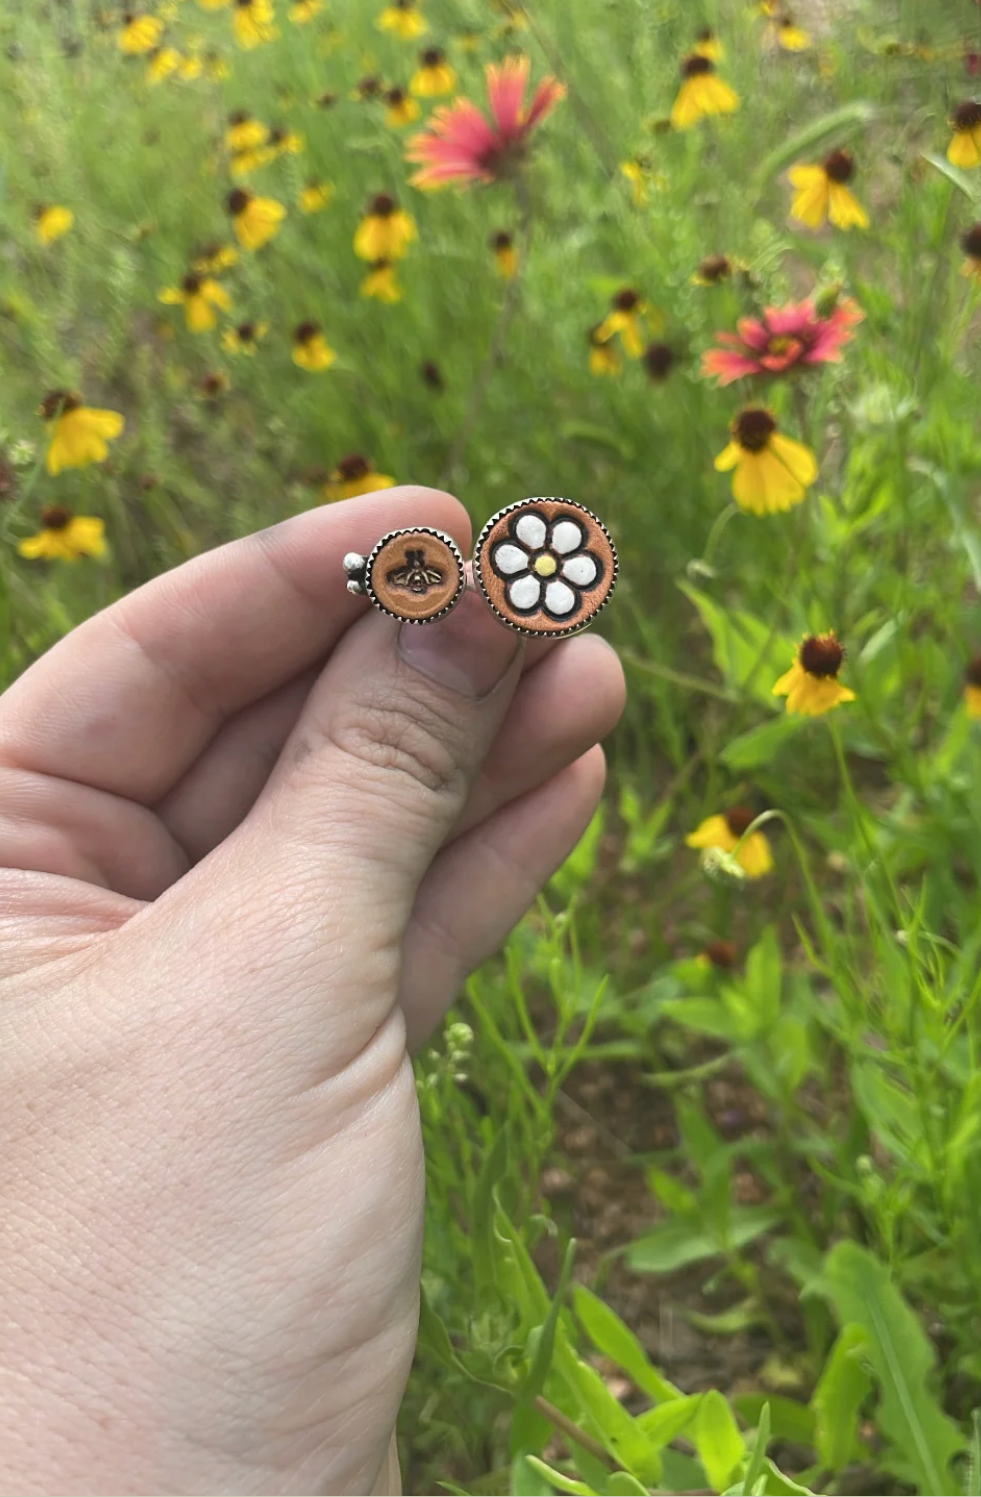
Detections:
[701, 297, 863, 385]
[405, 54, 565, 190]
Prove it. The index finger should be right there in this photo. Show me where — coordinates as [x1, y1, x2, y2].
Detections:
[0, 487, 470, 806]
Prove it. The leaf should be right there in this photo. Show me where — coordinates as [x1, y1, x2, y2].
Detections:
[753, 101, 879, 185]
[757, 1458, 815, 1495]
[523, 1239, 577, 1398]
[523, 1457, 596, 1497]
[657, 997, 740, 1041]
[744, 927, 782, 1031]
[734, 1395, 815, 1448]
[472, 1129, 509, 1294]
[678, 583, 795, 706]
[694, 1388, 745, 1494]
[512, 1453, 560, 1496]
[554, 1349, 663, 1486]
[920, 151, 981, 200]
[720, 716, 806, 771]
[741, 1402, 770, 1496]
[572, 1285, 682, 1404]
[605, 1475, 651, 1495]
[820, 1242, 965, 1493]
[627, 1207, 781, 1274]
[810, 1323, 871, 1473]
[635, 1395, 702, 1446]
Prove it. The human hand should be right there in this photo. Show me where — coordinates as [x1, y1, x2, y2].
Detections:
[0, 487, 624, 1495]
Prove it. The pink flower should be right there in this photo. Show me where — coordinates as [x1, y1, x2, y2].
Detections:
[405, 54, 565, 189]
[701, 297, 862, 385]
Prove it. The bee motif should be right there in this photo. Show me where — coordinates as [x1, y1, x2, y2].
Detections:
[386, 547, 445, 595]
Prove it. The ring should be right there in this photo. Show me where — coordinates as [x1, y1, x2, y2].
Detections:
[343, 527, 466, 623]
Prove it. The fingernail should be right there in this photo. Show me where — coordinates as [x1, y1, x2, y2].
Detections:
[397, 591, 521, 699]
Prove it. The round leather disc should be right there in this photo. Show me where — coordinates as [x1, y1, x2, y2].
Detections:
[365, 528, 465, 622]
[473, 499, 618, 636]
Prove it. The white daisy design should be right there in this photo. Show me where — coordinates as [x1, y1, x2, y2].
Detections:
[489, 508, 604, 621]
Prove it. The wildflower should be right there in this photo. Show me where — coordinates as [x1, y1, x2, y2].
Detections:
[643, 341, 675, 381]
[353, 76, 383, 101]
[702, 298, 862, 384]
[692, 253, 733, 285]
[226, 111, 269, 153]
[596, 288, 649, 359]
[588, 324, 621, 376]
[965, 658, 981, 718]
[315, 91, 338, 108]
[354, 194, 416, 261]
[180, 53, 204, 80]
[686, 807, 774, 879]
[406, 54, 565, 189]
[118, 12, 163, 53]
[698, 939, 740, 970]
[193, 241, 238, 274]
[384, 86, 421, 128]
[361, 261, 402, 302]
[378, 0, 427, 38]
[18, 505, 107, 562]
[146, 46, 182, 82]
[789, 149, 869, 230]
[619, 155, 664, 205]
[290, 0, 322, 20]
[774, 14, 811, 49]
[227, 187, 286, 250]
[292, 321, 336, 371]
[33, 204, 74, 244]
[323, 454, 396, 501]
[773, 633, 856, 716]
[204, 48, 231, 79]
[961, 223, 981, 278]
[714, 408, 817, 515]
[693, 26, 723, 61]
[299, 181, 334, 213]
[198, 0, 233, 8]
[420, 359, 444, 391]
[670, 55, 740, 130]
[491, 229, 518, 279]
[40, 391, 125, 476]
[267, 125, 304, 156]
[411, 47, 457, 98]
[198, 371, 230, 400]
[221, 318, 267, 354]
[158, 273, 232, 332]
[233, 0, 277, 47]
[948, 101, 981, 168]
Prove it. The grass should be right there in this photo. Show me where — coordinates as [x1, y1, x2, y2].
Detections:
[6, 0, 981, 1491]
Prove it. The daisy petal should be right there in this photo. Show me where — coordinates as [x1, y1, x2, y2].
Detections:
[561, 553, 598, 586]
[515, 513, 547, 549]
[493, 543, 529, 575]
[549, 519, 584, 553]
[509, 573, 542, 610]
[544, 579, 576, 616]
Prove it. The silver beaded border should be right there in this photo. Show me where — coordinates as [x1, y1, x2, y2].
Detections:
[472, 498, 619, 638]
[364, 526, 467, 624]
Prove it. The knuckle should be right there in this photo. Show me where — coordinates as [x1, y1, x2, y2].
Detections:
[304, 691, 469, 808]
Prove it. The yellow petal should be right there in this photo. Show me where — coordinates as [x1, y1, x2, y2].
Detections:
[685, 815, 737, 852]
[827, 182, 869, 231]
[714, 441, 741, 473]
[768, 432, 818, 486]
[947, 130, 981, 169]
[789, 167, 829, 228]
[966, 684, 981, 719]
[737, 832, 773, 878]
[669, 78, 703, 130]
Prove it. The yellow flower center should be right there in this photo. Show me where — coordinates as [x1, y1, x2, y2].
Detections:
[534, 554, 557, 577]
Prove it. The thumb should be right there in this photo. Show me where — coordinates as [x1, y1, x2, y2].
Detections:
[160, 590, 524, 1069]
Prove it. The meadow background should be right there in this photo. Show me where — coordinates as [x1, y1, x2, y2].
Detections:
[6, 0, 981, 1491]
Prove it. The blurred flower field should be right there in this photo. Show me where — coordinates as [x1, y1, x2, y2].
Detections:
[8, 0, 981, 1491]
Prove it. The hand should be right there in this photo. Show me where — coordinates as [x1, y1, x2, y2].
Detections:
[0, 488, 624, 1495]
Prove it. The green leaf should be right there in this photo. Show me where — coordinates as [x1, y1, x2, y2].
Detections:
[920, 151, 981, 200]
[523, 1457, 596, 1497]
[635, 1395, 702, 1446]
[757, 1458, 815, 1495]
[523, 1239, 576, 1399]
[554, 1342, 663, 1486]
[605, 1474, 651, 1495]
[572, 1285, 682, 1404]
[741, 1402, 770, 1496]
[678, 583, 795, 706]
[512, 1453, 559, 1496]
[720, 716, 806, 771]
[657, 997, 740, 1041]
[627, 1208, 781, 1274]
[472, 1129, 509, 1293]
[810, 1324, 871, 1473]
[753, 101, 879, 185]
[820, 1242, 965, 1493]
[694, 1389, 745, 1494]
[734, 1395, 815, 1448]
[744, 927, 782, 1030]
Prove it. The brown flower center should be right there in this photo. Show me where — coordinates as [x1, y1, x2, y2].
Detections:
[294, 321, 319, 344]
[962, 223, 981, 258]
[703, 938, 739, 969]
[40, 504, 72, 530]
[696, 26, 715, 42]
[268, 126, 286, 145]
[228, 109, 250, 126]
[823, 148, 854, 183]
[227, 188, 251, 215]
[200, 373, 226, 395]
[682, 54, 714, 77]
[799, 634, 845, 678]
[614, 288, 640, 312]
[953, 100, 981, 131]
[237, 321, 256, 341]
[316, 91, 337, 108]
[965, 656, 981, 689]
[491, 230, 513, 250]
[182, 273, 202, 294]
[643, 342, 675, 379]
[40, 389, 80, 420]
[725, 806, 756, 838]
[734, 408, 776, 452]
[698, 253, 731, 282]
[385, 86, 406, 105]
[369, 193, 396, 217]
[421, 47, 445, 67]
[420, 360, 444, 390]
[337, 454, 370, 481]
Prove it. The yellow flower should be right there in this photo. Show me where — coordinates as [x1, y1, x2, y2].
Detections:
[268, 126, 304, 156]
[118, 12, 164, 53]
[948, 102, 981, 169]
[205, 48, 231, 78]
[231, 144, 278, 176]
[588, 324, 620, 376]
[961, 223, 981, 279]
[41, 391, 125, 476]
[180, 53, 204, 79]
[33, 204, 74, 244]
[290, 0, 322, 20]
[775, 16, 811, 50]
[686, 807, 773, 879]
[773, 633, 856, 716]
[18, 505, 107, 563]
[146, 45, 183, 82]
[596, 288, 649, 359]
[158, 273, 232, 331]
[222, 319, 268, 354]
[227, 188, 286, 250]
[299, 181, 334, 213]
[411, 47, 457, 97]
[354, 194, 417, 261]
[198, 371, 230, 400]
[193, 241, 238, 274]
[692, 253, 733, 285]
[965, 659, 981, 718]
[234, 0, 278, 48]
[693, 26, 723, 61]
[384, 86, 421, 128]
[619, 156, 664, 206]
[361, 261, 403, 302]
[225, 112, 269, 153]
[378, 0, 427, 39]
[292, 321, 336, 371]
[671, 56, 740, 129]
[714, 408, 817, 516]
[789, 150, 868, 230]
[490, 230, 518, 279]
[198, 0, 232, 7]
[323, 454, 396, 501]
